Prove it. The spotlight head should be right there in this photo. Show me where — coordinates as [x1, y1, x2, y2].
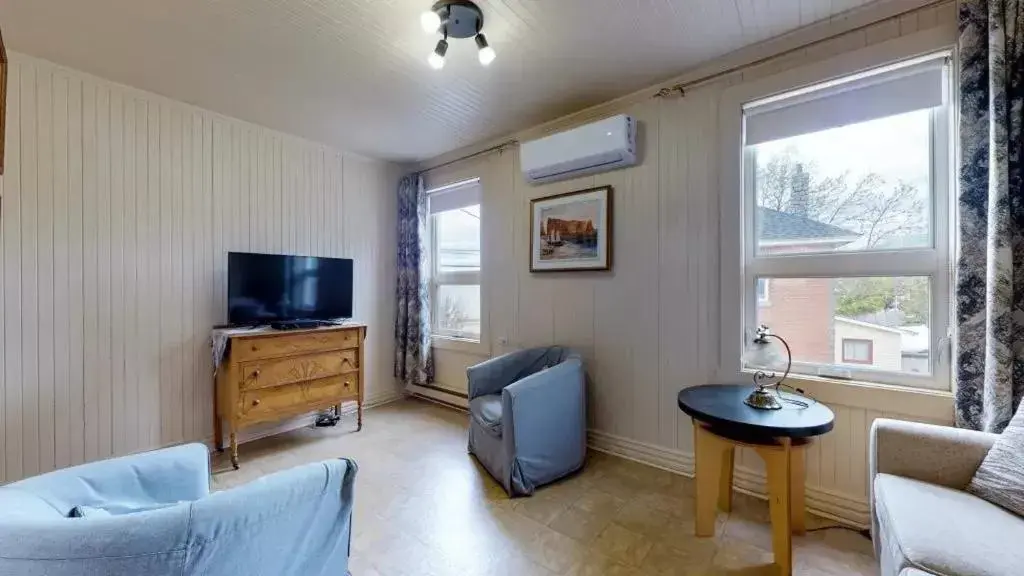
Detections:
[428, 38, 448, 70]
[420, 10, 441, 33]
[475, 34, 496, 66]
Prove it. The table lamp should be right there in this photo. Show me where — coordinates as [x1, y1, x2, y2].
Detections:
[742, 324, 792, 410]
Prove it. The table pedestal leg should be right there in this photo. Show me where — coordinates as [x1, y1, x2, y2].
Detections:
[756, 439, 793, 576]
[718, 445, 735, 512]
[790, 444, 806, 535]
[694, 423, 733, 537]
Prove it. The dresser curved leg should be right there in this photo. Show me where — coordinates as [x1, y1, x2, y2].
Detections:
[214, 416, 224, 453]
[230, 431, 239, 470]
[357, 403, 363, 431]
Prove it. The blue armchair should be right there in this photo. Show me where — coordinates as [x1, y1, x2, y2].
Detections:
[467, 346, 587, 496]
[0, 443, 357, 576]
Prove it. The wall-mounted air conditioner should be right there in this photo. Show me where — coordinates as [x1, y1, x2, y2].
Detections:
[520, 115, 637, 185]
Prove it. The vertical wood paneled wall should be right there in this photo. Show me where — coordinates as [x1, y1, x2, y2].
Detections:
[423, 2, 957, 525]
[0, 53, 400, 484]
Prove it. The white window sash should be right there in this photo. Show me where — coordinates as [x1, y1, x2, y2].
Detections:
[434, 270, 480, 286]
[736, 66, 951, 391]
[427, 179, 483, 344]
[747, 250, 939, 278]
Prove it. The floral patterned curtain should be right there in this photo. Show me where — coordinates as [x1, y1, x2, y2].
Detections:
[956, 0, 1023, 432]
[394, 174, 434, 386]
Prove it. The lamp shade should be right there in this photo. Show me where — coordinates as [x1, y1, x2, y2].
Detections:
[744, 336, 787, 372]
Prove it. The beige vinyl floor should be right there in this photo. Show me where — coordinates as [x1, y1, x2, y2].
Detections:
[211, 398, 878, 576]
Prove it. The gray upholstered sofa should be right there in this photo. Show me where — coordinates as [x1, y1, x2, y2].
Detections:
[870, 419, 1024, 576]
[467, 346, 586, 496]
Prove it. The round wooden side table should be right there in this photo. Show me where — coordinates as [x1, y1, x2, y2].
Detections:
[677, 384, 835, 576]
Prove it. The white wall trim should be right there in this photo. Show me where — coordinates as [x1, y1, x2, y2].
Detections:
[587, 429, 869, 528]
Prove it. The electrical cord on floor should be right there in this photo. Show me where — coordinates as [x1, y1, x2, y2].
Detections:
[806, 525, 872, 539]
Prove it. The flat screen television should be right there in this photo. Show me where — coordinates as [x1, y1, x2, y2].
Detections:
[228, 252, 353, 325]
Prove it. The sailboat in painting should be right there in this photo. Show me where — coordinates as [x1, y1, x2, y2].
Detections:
[548, 229, 564, 246]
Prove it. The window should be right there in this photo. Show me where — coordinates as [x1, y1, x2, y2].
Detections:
[841, 339, 874, 364]
[740, 54, 951, 389]
[428, 179, 482, 342]
[756, 278, 770, 303]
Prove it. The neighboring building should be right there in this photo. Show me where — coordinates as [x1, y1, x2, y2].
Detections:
[833, 317, 904, 371]
[899, 325, 930, 373]
[756, 207, 928, 374]
[756, 208, 859, 365]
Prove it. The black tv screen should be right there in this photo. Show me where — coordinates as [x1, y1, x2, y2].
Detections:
[228, 252, 353, 325]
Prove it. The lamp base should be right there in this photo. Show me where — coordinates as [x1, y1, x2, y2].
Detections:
[744, 387, 783, 410]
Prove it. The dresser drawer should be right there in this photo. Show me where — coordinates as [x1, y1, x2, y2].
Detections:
[238, 374, 360, 421]
[233, 328, 360, 362]
[239, 349, 359, 391]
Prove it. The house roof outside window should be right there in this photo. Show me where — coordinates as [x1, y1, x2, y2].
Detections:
[758, 207, 860, 246]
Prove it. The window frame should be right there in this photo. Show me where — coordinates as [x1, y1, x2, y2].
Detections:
[841, 338, 875, 365]
[718, 31, 956, 392]
[426, 178, 486, 352]
[756, 278, 770, 304]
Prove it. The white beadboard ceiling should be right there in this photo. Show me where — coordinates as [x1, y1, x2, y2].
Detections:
[1, 0, 884, 161]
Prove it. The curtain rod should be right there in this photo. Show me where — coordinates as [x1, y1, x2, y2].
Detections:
[653, 0, 952, 99]
[420, 140, 517, 174]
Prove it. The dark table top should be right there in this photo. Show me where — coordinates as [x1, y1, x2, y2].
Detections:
[677, 384, 835, 439]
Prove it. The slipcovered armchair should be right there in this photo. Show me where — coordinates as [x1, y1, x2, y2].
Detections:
[467, 346, 586, 496]
[0, 443, 358, 576]
[869, 419, 1024, 576]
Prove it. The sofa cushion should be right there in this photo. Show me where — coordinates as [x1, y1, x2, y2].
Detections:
[469, 394, 503, 437]
[968, 402, 1024, 517]
[875, 473, 1024, 575]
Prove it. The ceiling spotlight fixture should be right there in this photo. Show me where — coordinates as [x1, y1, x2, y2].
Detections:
[428, 39, 448, 70]
[421, 1, 495, 69]
[475, 33, 495, 66]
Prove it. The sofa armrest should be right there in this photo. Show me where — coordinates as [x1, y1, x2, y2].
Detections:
[870, 418, 996, 490]
[7, 443, 211, 514]
[185, 458, 357, 574]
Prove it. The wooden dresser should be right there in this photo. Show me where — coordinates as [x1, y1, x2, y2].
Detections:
[214, 324, 366, 468]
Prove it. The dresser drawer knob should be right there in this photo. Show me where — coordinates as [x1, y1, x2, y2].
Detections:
[344, 380, 351, 387]
[252, 369, 261, 378]
[252, 399, 261, 407]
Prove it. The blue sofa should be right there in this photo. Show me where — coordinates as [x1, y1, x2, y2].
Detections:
[467, 346, 587, 496]
[0, 443, 357, 576]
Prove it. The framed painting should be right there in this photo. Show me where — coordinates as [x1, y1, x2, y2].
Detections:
[530, 186, 612, 272]
[0, 27, 6, 175]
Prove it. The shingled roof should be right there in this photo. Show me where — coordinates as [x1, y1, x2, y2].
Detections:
[758, 207, 859, 243]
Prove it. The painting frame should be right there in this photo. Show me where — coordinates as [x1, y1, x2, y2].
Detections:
[530, 186, 613, 273]
[0, 27, 6, 175]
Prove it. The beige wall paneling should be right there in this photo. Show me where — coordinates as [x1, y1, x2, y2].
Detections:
[420, 3, 958, 527]
[0, 53, 401, 484]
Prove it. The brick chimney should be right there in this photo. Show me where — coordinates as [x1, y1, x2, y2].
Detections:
[790, 163, 810, 217]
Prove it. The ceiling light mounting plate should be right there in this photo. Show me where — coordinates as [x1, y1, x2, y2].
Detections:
[431, 0, 484, 39]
